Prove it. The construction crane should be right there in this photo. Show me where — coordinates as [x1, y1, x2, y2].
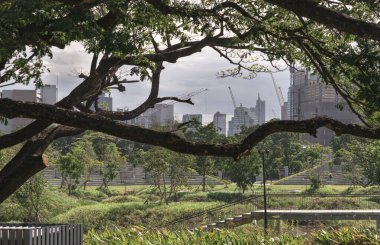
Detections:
[151, 88, 208, 109]
[270, 73, 288, 120]
[270, 73, 284, 107]
[228, 86, 237, 109]
[178, 88, 208, 102]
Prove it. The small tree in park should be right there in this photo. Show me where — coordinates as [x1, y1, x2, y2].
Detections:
[14, 173, 47, 223]
[57, 152, 84, 195]
[99, 143, 125, 190]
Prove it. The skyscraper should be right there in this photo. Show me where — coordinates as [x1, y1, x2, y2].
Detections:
[288, 68, 360, 145]
[254, 94, 265, 124]
[213, 112, 226, 136]
[228, 105, 255, 136]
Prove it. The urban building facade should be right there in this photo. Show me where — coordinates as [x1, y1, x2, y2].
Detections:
[182, 114, 202, 124]
[128, 104, 174, 128]
[39, 84, 58, 105]
[213, 112, 227, 135]
[288, 68, 360, 145]
[227, 96, 266, 136]
[182, 114, 202, 131]
[228, 105, 255, 136]
[254, 94, 265, 124]
[0, 85, 58, 133]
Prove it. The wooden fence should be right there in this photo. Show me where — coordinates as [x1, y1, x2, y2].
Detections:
[0, 224, 83, 245]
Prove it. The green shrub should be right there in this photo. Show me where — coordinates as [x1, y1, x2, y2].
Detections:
[101, 195, 143, 203]
[53, 201, 220, 231]
[0, 201, 25, 221]
[207, 192, 244, 202]
[70, 188, 108, 202]
[308, 174, 322, 192]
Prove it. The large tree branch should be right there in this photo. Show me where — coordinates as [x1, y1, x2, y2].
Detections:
[0, 54, 120, 149]
[265, 0, 380, 42]
[0, 99, 379, 159]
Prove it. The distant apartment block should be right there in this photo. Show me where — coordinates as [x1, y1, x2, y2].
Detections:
[288, 67, 360, 146]
[128, 104, 174, 128]
[213, 112, 226, 135]
[182, 114, 203, 131]
[227, 95, 266, 136]
[0, 85, 58, 133]
[0, 90, 37, 133]
[39, 84, 58, 105]
[182, 114, 202, 124]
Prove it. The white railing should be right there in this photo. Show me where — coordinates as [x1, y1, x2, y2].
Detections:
[0, 224, 83, 245]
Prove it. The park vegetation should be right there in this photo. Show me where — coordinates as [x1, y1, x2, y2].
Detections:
[0, 0, 380, 203]
[1, 1, 380, 242]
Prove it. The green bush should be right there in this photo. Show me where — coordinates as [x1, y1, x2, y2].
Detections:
[0, 186, 82, 223]
[101, 195, 143, 203]
[308, 174, 322, 192]
[0, 201, 25, 221]
[53, 201, 220, 231]
[207, 192, 244, 202]
[71, 189, 108, 202]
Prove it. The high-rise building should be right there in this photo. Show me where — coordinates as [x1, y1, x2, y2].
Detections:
[227, 94, 266, 136]
[254, 94, 265, 124]
[39, 84, 57, 105]
[228, 105, 255, 136]
[128, 104, 174, 128]
[182, 114, 202, 124]
[281, 102, 289, 120]
[288, 68, 360, 145]
[213, 112, 226, 135]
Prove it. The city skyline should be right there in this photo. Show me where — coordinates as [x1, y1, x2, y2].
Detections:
[0, 44, 289, 123]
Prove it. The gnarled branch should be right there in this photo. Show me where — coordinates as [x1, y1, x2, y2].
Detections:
[0, 99, 378, 159]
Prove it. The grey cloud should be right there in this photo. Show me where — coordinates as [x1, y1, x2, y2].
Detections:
[3, 44, 291, 123]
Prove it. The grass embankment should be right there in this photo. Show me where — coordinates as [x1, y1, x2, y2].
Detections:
[52, 201, 223, 230]
[0, 186, 84, 222]
[2, 184, 380, 232]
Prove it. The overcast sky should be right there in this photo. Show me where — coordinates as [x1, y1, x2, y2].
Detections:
[6, 43, 290, 124]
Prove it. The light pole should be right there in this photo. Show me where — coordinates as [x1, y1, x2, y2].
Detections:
[258, 148, 268, 232]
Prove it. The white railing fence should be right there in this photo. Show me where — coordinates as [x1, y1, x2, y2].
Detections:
[0, 223, 83, 245]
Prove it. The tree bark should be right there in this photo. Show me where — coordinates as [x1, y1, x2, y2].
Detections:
[0, 155, 48, 202]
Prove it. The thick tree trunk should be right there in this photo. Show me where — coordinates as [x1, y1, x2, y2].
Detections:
[0, 126, 82, 204]
[0, 155, 48, 202]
